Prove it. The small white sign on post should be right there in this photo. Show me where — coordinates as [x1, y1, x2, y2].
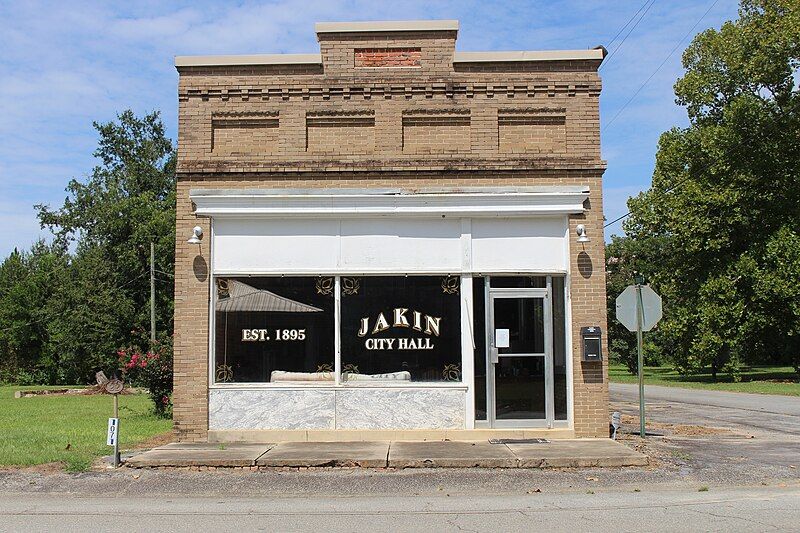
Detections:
[495, 329, 510, 348]
[107, 417, 119, 446]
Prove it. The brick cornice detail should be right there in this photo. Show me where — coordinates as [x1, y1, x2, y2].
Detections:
[179, 83, 599, 102]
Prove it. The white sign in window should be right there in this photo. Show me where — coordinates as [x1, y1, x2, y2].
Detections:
[495, 328, 510, 348]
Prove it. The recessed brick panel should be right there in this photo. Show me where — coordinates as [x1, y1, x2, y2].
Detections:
[402, 112, 470, 154]
[212, 115, 279, 155]
[355, 47, 421, 67]
[306, 113, 375, 154]
[498, 110, 567, 154]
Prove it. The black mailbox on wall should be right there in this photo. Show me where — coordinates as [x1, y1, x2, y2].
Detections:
[581, 326, 602, 362]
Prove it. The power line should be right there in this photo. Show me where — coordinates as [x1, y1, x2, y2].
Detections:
[600, 0, 657, 70]
[603, 0, 720, 132]
[603, 0, 724, 230]
[604, 0, 653, 53]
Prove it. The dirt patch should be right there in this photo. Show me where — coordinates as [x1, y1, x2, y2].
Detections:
[615, 434, 673, 469]
[620, 414, 733, 436]
[90, 432, 175, 472]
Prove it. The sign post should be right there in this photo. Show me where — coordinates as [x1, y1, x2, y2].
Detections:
[635, 282, 646, 438]
[105, 378, 124, 468]
[615, 279, 662, 438]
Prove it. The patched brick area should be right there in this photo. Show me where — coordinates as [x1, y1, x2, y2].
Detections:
[355, 47, 421, 67]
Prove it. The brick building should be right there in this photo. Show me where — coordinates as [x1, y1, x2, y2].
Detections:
[173, 20, 609, 442]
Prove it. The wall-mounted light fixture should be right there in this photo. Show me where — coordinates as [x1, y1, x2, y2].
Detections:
[576, 224, 590, 243]
[187, 226, 203, 245]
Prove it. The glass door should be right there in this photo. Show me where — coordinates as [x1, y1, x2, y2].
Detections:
[487, 283, 554, 428]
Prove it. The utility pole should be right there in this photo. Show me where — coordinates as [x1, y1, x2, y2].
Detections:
[150, 242, 156, 346]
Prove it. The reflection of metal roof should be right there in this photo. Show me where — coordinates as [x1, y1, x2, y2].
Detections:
[216, 280, 322, 313]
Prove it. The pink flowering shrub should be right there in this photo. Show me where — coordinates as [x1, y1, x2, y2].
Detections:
[117, 338, 173, 417]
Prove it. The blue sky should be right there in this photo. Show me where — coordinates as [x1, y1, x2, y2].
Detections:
[0, 0, 739, 256]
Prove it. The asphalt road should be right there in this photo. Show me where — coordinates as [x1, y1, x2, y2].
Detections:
[1, 486, 798, 532]
[610, 382, 800, 436]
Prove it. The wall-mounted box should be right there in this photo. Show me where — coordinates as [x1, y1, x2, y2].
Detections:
[581, 326, 602, 362]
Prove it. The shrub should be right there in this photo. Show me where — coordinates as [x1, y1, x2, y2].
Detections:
[117, 338, 173, 418]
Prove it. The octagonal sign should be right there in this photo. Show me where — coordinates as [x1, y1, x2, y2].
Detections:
[616, 285, 663, 332]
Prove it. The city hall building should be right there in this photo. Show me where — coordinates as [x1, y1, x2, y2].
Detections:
[173, 20, 609, 442]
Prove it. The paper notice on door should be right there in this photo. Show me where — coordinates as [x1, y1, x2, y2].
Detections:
[496, 328, 510, 348]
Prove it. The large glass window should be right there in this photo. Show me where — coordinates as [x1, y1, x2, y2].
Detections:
[213, 275, 462, 384]
[340, 276, 462, 382]
[214, 277, 334, 383]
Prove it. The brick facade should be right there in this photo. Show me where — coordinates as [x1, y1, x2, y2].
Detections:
[174, 21, 608, 441]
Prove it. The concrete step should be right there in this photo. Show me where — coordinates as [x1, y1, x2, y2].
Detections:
[125, 438, 647, 469]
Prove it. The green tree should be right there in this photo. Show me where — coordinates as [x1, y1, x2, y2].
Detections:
[0, 242, 68, 383]
[0, 110, 176, 387]
[623, 0, 800, 377]
[37, 109, 177, 347]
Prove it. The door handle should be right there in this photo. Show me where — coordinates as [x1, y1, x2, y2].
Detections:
[490, 346, 499, 364]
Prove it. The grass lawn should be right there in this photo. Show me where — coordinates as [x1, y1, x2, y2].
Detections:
[609, 364, 800, 396]
[0, 385, 172, 472]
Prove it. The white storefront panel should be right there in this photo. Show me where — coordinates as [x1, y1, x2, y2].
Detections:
[213, 218, 340, 273]
[339, 218, 463, 272]
[194, 188, 585, 432]
[213, 216, 566, 274]
[470, 217, 567, 273]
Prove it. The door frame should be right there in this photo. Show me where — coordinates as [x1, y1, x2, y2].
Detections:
[485, 277, 556, 429]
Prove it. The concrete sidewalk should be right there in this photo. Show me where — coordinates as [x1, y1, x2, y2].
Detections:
[125, 439, 647, 469]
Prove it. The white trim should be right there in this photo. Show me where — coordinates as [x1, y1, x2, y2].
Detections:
[206, 220, 216, 390]
[315, 20, 458, 34]
[175, 53, 322, 67]
[461, 275, 475, 429]
[460, 218, 472, 271]
[545, 276, 554, 428]
[174, 48, 603, 68]
[190, 188, 589, 218]
[334, 276, 342, 387]
[564, 223, 575, 429]
[454, 49, 604, 63]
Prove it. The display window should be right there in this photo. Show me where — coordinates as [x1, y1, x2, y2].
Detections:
[213, 275, 462, 384]
[341, 276, 462, 382]
[214, 277, 335, 383]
